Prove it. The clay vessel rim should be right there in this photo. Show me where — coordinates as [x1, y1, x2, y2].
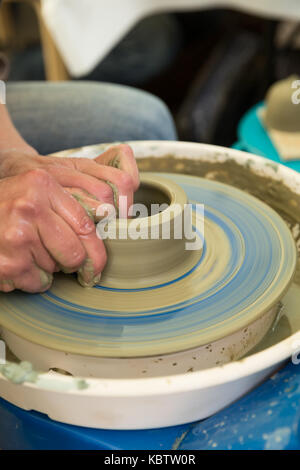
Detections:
[114, 173, 187, 229]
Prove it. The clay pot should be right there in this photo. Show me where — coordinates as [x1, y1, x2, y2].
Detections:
[101, 173, 201, 288]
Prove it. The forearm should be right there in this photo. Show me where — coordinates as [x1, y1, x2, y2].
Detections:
[0, 103, 37, 158]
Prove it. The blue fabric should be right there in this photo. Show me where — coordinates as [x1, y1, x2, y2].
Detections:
[6, 81, 177, 154]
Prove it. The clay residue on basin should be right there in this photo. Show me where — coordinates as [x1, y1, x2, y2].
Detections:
[137, 155, 300, 285]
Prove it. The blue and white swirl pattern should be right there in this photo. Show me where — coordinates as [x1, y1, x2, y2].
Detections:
[0, 174, 296, 357]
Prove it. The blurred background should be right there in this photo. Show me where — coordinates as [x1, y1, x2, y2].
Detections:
[1, 0, 300, 148]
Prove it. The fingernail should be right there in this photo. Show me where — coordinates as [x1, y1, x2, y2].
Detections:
[59, 265, 75, 274]
[77, 273, 93, 288]
[40, 270, 53, 288]
[93, 273, 102, 285]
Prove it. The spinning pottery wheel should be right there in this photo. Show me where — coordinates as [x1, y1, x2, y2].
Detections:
[0, 141, 300, 431]
[0, 171, 296, 365]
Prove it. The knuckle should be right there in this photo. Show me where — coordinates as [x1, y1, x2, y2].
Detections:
[118, 172, 133, 191]
[13, 196, 38, 215]
[24, 168, 52, 186]
[80, 217, 95, 235]
[17, 169, 54, 213]
[100, 184, 114, 202]
[3, 224, 33, 247]
[12, 197, 40, 218]
[69, 247, 86, 268]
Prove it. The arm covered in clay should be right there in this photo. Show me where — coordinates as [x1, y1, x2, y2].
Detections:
[0, 104, 140, 291]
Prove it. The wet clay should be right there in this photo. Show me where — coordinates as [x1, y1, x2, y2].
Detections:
[0, 170, 295, 358]
[137, 156, 300, 285]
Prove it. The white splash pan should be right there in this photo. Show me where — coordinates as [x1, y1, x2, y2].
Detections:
[0, 141, 299, 430]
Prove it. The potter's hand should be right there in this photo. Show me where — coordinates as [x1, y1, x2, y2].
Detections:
[0, 169, 107, 293]
[0, 144, 139, 218]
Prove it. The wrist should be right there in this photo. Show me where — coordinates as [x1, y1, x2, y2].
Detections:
[0, 147, 40, 179]
[0, 146, 38, 159]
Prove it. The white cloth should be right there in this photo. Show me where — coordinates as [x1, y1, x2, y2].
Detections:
[41, 0, 300, 77]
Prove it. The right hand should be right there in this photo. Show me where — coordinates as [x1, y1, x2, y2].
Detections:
[0, 144, 140, 219]
[0, 168, 107, 293]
